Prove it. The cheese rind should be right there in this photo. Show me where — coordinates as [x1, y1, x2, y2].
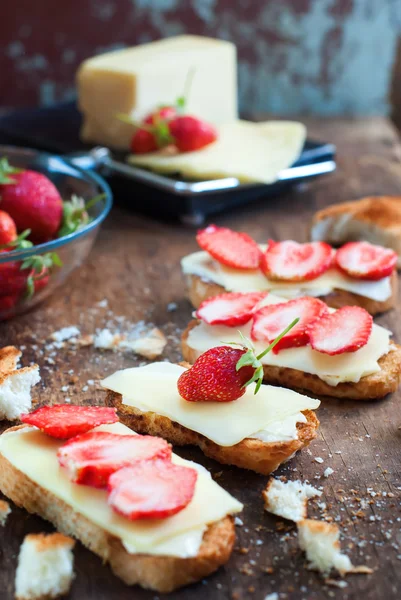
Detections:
[101, 363, 320, 447]
[77, 35, 237, 150]
[181, 250, 392, 302]
[0, 423, 242, 558]
[129, 121, 306, 184]
[186, 315, 391, 386]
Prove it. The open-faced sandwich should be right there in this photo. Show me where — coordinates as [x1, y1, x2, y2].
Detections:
[103, 328, 320, 474]
[181, 292, 401, 400]
[0, 405, 242, 593]
[181, 225, 398, 315]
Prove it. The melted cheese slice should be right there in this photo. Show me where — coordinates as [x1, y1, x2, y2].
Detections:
[101, 363, 320, 447]
[0, 423, 242, 558]
[181, 251, 392, 302]
[129, 121, 306, 184]
[186, 298, 391, 386]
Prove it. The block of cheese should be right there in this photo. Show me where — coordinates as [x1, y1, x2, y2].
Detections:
[77, 35, 237, 150]
[128, 121, 306, 184]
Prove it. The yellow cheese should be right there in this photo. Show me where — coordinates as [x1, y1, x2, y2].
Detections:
[181, 250, 392, 302]
[129, 120, 306, 184]
[101, 363, 320, 447]
[186, 311, 391, 386]
[0, 423, 242, 558]
[77, 35, 237, 150]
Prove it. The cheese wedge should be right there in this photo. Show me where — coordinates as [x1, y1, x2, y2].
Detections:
[77, 35, 237, 150]
[186, 295, 391, 386]
[128, 120, 306, 184]
[181, 250, 392, 302]
[0, 423, 242, 558]
[101, 363, 320, 447]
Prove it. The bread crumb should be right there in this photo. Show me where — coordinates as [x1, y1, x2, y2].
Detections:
[263, 478, 321, 523]
[50, 326, 80, 342]
[0, 500, 11, 525]
[234, 517, 243, 526]
[15, 533, 75, 600]
[264, 593, 279, 600]
[324, 467, 334, 478]
[315, 457, 324, 464]
[121, 328, 167, 359]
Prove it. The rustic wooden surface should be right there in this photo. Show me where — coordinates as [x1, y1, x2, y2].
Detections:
[1, 116, 401, 600]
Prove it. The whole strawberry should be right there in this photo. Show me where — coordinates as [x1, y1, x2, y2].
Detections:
[177, 346, 254, 402]
[0, 160, 63, 243]
[169, 115, 217, 152]
[0, 210, 17, 246]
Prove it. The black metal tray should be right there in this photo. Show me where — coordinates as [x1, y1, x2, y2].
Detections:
[0, 102, 336, 225]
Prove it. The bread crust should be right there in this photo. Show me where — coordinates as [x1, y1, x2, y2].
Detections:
[182, 320, 401, 401]
[105, 392, 319, 475]
[0, 426, 235, 593]
[311, 196, 401, 230]
[185, 271, 397, 315]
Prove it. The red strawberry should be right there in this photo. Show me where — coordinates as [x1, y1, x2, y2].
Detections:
[307, 306, 373, 355]
[0, 293, 19, 316]
[169, 115, 217, 152]
[0, 260, 30, 297]
[21, 405, 119, 439]
[261, 240, 333, 282]
[58, 431, 171, 488]
[0, 167, 63, 243]
[144, 106, 177, 125]
[0, 210, 17, 246]
[108, 459, 197, 520]
[197, 225, 262, 270]
[251, 297, 328, 353]
[335, 241, 397, 280]
[177, 346, 255, 402]
[130, 128, 158, 154]
[196, 292, 267, 327]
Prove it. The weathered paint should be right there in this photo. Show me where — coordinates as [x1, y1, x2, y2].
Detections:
[1, 0, 400, 116]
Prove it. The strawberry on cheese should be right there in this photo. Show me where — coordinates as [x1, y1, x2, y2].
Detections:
[108, 459, 198, 520]
[196, 225, 262, 270]
[261, 240, 333, 282]
[196, 291, 266, 326]
[21, 405, 119, 439]
[251, 297, 328, 353]
[335, 241, 397, 281]
[307, 306, 373, 356]
[57, 431, 171, 488]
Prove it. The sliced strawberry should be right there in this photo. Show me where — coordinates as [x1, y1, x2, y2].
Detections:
[169, 115, 217, 152]
[261, 240, 333, 281]
[21, 405, 119, 439]
[251, 297, 329, 353]
[108, 459, 197, 520]
[307, 306, 373, 355]
[58, 431, 171, 488]
[196, 225, 262, 270]
[335, 241, 397, 280]
[196, 291, 267, 327]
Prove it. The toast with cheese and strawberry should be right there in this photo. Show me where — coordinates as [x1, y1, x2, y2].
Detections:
[181, 226, 398, 315]
[181, 292, 401, 400]
[103, 335, 320, 475]
[0, 405, 242, 593]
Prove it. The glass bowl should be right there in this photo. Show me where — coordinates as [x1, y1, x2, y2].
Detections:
[0, 145, 112, 320]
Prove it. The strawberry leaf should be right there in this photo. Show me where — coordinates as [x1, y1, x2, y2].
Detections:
[232, 317, 300, 394]
[0, 157, 22, 184]
[0, 229, 33, 251]
[58, 193, 105, 238]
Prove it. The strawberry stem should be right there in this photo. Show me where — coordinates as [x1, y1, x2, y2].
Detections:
[175, 67, 195, 113]
[115, 113, 154, 132]
[0, 229, 32, 251]
[233, 317, 300, 394]
[58, 193, 106, 238]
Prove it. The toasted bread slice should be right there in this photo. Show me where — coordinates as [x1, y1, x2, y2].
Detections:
[182, 320, 401, 400]
[310, 196, 401, 268]
[185, 272, 398, 315]
[105, 391, 319, 475]
[0, 426, 235, 594]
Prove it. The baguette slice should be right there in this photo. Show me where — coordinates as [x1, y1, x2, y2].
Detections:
[185, 271, 398, 315]
[105, 391, 319, 475]
[0, 425, 235, 594]
[182, 320, 401, 400]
